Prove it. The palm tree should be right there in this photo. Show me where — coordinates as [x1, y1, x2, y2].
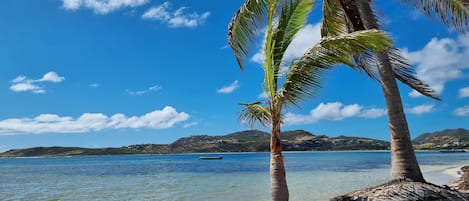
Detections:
[321, 0, 469, 182]
[228, 0, 394, 200]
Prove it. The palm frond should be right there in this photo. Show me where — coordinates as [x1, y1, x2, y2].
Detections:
[401, 0, 469, 33]
[321, 0, 347, 37]
[350, 52, 380, 80]
[280, 30, 393, 106]
[278, 59, 325, 106]
[273, 0, 314, 69]
[335, 0, 442, 99]
[228, 0, 268, 69]
[239, 101, 271, 128]
[384, 48, 442, 100]
[331, 0, 382, 79]
[317, 30, 393, 61]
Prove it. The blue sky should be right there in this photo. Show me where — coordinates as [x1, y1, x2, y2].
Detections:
[0, 0, 468, 152]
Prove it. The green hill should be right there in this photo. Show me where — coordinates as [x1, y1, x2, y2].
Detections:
[412, 128, 469, 149]
[0, 130, 389, 157]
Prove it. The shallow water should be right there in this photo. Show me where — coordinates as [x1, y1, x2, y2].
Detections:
[1, 151, 468, 201]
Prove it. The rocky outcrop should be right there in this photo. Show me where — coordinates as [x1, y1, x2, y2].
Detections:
[454, 166, 469, 193]
[330, 180, 469, 201]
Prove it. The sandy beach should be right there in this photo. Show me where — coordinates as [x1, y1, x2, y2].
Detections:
[423, 165, 464, 186]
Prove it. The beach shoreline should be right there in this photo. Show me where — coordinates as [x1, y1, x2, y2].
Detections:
[423, 165, 464, 186]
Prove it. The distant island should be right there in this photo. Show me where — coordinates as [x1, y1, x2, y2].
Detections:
[1, 128, 468, 158]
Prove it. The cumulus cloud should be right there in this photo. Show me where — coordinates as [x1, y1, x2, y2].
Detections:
[127, 85, 161, 95]
[10, 72, 65, 94]
[283, 102, 386, 125]
[459, 87, 469, 98]
[454, 105, 469, 116]
[405, 104, 435, 115]
[0, 106, 189, 135]
[62, 0, 149, 14]
[217, 80, 239, 94]
[251, 23, 321, 64]
[402, 35, 469, 97]
[142, 2, 210, 28]
[40, 72, 65, 82]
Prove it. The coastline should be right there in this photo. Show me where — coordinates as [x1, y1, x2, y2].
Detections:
[423, 165, 464, 186]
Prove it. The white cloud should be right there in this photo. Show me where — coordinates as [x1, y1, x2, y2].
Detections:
[217, 80, 239, 94]
[127, 85, 161, 95]
[10, 83, 43, 93]
[62, 0, 149, 14]
[283, 102, 386, 125]
[358, 108, 387, 118]
[0, 106, 189, 135]
[258, 91, 268, 98]
[10, 72, 64, 94]
[459, 87, 469, 98]
[251, 23, 321, 64]
[183, 122, 198, 128]
[39, 72, 65, 82]
[62, 0, 82, 10]
[454, 105, 469, 116]
[142, 2, 210, 28]
[89, 83, 100, 88]
[405, 104, 435, 115]
[402, 35, 469, 97]
[283, 23, 322, 62]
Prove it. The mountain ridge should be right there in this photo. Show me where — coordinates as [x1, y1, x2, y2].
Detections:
[412, 128, 469, 149]
[1, 128, 467, 157]
[0, 129, 388, 157]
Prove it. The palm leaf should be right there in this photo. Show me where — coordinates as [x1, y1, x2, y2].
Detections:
[228, 0, 268, 69]
[334, 0, 441, 100]
[321, 0, 348, 37]
[279, 30, 393, 106]
[239, 101, 271, 128]
[272, 0, 314, 70]
[385, 48, 442, 100]
[327, 0, 382, 79]
[401, 0, 469, 33]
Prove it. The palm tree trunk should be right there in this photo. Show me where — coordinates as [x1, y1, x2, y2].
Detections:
[341, 0, 425, 182]
[270, 116, 289, 201]
[374, 51, 425, 182]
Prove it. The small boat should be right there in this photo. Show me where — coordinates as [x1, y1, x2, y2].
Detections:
[199, 156, 223, 160]
[439, 149, 466, 153]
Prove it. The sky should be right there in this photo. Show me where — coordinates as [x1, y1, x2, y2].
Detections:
[0, 0, 468, 152]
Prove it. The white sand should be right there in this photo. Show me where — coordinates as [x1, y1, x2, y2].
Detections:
[422, 165, 463, 186]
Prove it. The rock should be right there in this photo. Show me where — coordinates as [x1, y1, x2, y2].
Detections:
[330, 179, 469, 201]
[455, 166, 469, 193]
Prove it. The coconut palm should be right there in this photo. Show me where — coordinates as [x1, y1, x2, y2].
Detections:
[228, 0, 394, 200]
[321, 0, 469, 182]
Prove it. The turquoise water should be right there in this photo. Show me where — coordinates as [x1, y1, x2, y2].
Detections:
[1, 151, 468, 201]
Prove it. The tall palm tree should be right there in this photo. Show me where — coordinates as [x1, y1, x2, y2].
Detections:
[321, 0, 469, 182]
[228, 0, 393, 200]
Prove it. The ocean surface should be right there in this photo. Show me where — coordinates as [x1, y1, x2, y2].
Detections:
[1, 151, 468, 201]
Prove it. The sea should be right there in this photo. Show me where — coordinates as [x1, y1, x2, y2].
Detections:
[1, 151, 468, 201]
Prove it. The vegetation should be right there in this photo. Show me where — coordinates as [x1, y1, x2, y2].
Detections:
[320, 0, 469, 182]
[227, 0, 392, 200]
[0, 130, 392, 157]
[413, 128, 469, 150]
[3, 128, 468, 157]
